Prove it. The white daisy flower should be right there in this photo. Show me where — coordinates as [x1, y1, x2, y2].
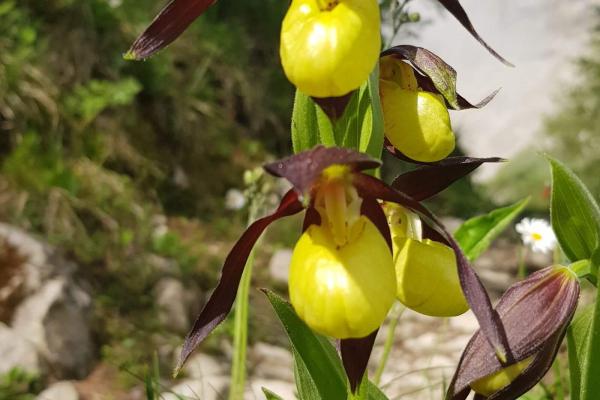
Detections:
[515, 218, 557, 254]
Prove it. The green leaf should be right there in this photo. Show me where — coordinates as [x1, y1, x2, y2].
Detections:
[291, 90, 320, 154]
[454, 197, 529, 261]
[359, 64, 385, 160]
[567, 304, 594, 400]
[581, 274, 600, 400]
[262, 387, 285, 400]
[315, 105, 337, 147]
[337, 91, 362, 149]
[365, 381, 389, 400]
[547, 155, 600, 262]
[294, 349, 324, 400]
[264, 290, 347, 400]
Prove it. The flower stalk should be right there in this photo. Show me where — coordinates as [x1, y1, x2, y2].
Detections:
[228, 249, 254, 400]
[373, 303, 405, 385]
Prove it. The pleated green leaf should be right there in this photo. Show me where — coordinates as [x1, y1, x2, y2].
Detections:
[547, 156, 600, 262]
[291, 90, 320, 154]
[264, 290, 347, 400]
[567, 304, 594, 400]
[359, 64, 385, 160]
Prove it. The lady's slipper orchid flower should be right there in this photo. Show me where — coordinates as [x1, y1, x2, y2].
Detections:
[280, 0, 381, 98]
[385, 203, 468, 317]
[174, 145, 507, 391]
[376, 45, 501, 163]
[446, 265, 580, 400]
[380, 55, 456, 162]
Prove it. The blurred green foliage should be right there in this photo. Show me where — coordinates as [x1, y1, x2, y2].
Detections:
[0, 369, 40, 400]
[0, 0, 292, 382]
[543, 10, 600, 201]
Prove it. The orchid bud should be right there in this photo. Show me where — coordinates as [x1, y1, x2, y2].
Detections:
[380, 56, 455, 162]
[385, 203, 468, 317]
[289, 216, 396, 338]
[280, 0, 381, 98]
[447, 265, 580, 400]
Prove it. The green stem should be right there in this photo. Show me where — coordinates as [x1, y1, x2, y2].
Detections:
[580, 268, 600, 400]
[229, 248, 255, 400]
[373, 303, 405, 385]
[553, 356, 565, 400]
[517, 245, 528, 279]
[553, 245, 563, 265]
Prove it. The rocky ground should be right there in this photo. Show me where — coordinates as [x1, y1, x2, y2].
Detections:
[0, 223, 552, 400]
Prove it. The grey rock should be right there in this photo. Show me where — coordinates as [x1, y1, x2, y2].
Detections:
[476, 268, 515, 294]
[154, 277, 189, 334]
[36, 381, 79, 400]
[185, 353, 227, 380]
[0, 322, 41, 375]
[12, 278, 94, 379]
[0, 223, 76, 295]
[162, 377, 229, 400]
[145, 254, 178, 275]
[268, 249, 292, 284]
[250, 343, 294, 382]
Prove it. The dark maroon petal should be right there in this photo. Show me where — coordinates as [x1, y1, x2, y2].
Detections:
[391, 157, 504, 201]
[175, 190, 303, 372]
[381, 46, 499, 110]
[263, 146, 380, 195]
[456, 89, 501, 110]
[312, 93, 354, 121]
[385, 139, 504, 169]
[351, 172, 510, 362]
[435, 0, 513, 66]
[412, 73, 500, 111]
[422, 222, 448, 244]
[125, 0, 216, 60]
[413, 73, 499, 111]
[381, 45, 460, 108]
[360, 197, 392, 251]
[446, 266, 580, 398]
[340, 330, 378, 393]
[302, 206, 321, 232]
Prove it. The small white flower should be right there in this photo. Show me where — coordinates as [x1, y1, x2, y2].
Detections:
[515, 218, 557, 254]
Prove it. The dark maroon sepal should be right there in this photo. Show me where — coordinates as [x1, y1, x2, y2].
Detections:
[446, 266, 580, 399]
[456, 89, 501, 110]
[175, 189, 303, 373]
[312, 92, 355, 122]
[351, 172, 511, 363]
[414, 74, 500, 111]
[391, 156, 504, 201]
[435, 0, 513, 66]
[360, 197, 392, 251]
[381, 45, 499, 110]
[263, 146, 380, 196]
[125, 0, 216, 60]
[340, 330, 378, 393]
